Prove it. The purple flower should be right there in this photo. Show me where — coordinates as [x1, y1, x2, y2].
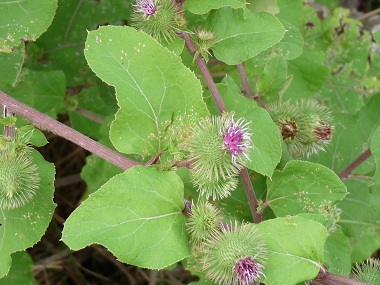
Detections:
[223, 115, 252, 163]
[235, 257, 265, 284]
[133, 0, 157, 17]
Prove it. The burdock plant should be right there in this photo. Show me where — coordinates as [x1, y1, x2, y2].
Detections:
[187, 113, 253, 200]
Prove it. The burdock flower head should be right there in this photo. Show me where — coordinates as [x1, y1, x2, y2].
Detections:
[268, 99, 334, 158]
[0, 149, 40, 209]
[186, 201, 223, 250]
[131, 0, 186, 42]
[202, 222, 267, 285]
[188, 113, 253, 200]
[133, 0, 158, 17]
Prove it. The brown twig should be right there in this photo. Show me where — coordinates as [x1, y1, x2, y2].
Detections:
[356, 7, 380, 21]
[338, 149, 372, 180]
[0, 90, 142, 171]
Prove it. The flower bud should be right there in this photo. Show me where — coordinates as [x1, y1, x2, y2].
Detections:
[202, 222, 268, 284]
[0, 151, 40, 210]
[186, 201, 223, 250]
[131, 0, 183, 42]
[352, 258, 380, 285]
[268, 99, 334, 157]
[187, 113, 252, 200]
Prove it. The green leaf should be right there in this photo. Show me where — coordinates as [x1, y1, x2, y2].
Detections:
[0, 0, 57, 52]
[23, 70, 66, 119]
[257, 216, 328, 285]
[31, 0, 130, 86]
[266, 161, 347, 216]
[62, 166, 191, 269]
[0, 251, 38, 285]
[0, 43, 24, 87]
[370, 125, 380, 215]
[218, 77, 282, 177]
[204, 8, 285, 65]
[17, 125, 48, 147]
[324, 227, 352, 276]
[320, 70, 365, 114]
[183, 0, 246, 15]
[257, 55, 288, 98]
[374, 30, 380, 46]
[274, 20, 304, 60]
[339, 179, 380, 262]
[247, 0, 279, 14]
[284, 47, 329, 100]
[276, 0, 304, 29]
[0, 150, 56, 278]
[84, 26, 209, 158]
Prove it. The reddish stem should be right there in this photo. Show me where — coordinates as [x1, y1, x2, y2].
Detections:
[180, 32, 227, 113]
[338, 149, 372, 180]
[180, 32, 262, 223]
[237, 63, 267, 108]
[0, 90, 141, 170]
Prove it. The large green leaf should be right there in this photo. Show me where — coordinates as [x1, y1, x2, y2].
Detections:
[257, 216, 328, 285]
[0, 43, 24, 87]
[218, 77, 282, 177]
[204, 8, 285, 65]
[339, 179, 380, 262]
[0, 251, 38, 285]
[0, 150, 56, 278]
[84, 26, 209, 158]
[266, 161, 347, 216]
[183, 0, 246, 14]
[0, 0, 57, 52]
[62, 166, 191, 269]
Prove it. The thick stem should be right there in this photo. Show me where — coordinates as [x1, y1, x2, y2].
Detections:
[240, 168, 263, 223]
[324, 272, 369, 285]
[180, 32, 227, 113]
[338, 149, 372, 180]
[0, 90, 142, 170]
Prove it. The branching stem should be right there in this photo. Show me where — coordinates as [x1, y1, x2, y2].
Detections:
[0, 90, 142, 170]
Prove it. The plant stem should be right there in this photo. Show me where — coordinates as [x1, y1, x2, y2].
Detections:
[180, 32, 227, 113]
[338, 149, 372, 180]
[240, 168, 263, 223]
[180, 33, 262, 223]
[237, 63, 267, 108]
[0, 90, 142, 170]
[356, 7, 380, 21]
[323, 272, 369, 285]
